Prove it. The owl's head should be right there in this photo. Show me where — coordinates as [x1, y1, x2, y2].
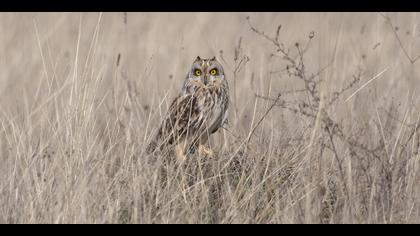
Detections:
[182, 56, 226, 94]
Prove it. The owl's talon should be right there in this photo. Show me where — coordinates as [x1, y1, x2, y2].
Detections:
[198, 145, 214, 157]
[175, 144, 187, 162]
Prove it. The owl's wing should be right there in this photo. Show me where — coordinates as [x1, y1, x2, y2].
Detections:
[146, 93, 201, 154]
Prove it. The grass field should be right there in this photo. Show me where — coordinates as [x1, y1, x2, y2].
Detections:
[1, 12, 420, 223]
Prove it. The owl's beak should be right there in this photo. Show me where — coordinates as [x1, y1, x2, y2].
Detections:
[203, 75, 209, 85]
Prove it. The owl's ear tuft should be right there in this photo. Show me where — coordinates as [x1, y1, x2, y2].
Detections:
[195, 56, 201, 61]
[210, 56, 216, 61]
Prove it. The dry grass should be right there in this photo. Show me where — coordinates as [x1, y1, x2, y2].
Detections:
[1, 12, 420, 223]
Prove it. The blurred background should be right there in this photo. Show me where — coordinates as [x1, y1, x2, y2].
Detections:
[1, 12, 420, 132]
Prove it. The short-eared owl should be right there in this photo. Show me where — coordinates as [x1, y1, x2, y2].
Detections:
[147, 56, 229, 161]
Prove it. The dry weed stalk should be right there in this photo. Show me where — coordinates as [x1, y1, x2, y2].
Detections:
[246, 15, 420, 222]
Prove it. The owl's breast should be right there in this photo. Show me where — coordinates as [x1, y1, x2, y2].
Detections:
[194, 86, 228, 134]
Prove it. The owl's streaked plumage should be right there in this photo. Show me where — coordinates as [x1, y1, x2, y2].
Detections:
[147, 56, 229, 160]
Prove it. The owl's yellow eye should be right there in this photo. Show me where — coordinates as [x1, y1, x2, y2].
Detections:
[194, 69, 202, 76]
[210, 69, 217, 75]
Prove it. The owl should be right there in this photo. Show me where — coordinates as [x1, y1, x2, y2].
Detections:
[147, 56, 229, 161]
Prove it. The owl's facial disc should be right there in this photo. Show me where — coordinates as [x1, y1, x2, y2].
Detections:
[189, 57, 224, 87]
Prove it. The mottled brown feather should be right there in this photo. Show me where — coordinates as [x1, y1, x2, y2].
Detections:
[147, 83, 228, 154]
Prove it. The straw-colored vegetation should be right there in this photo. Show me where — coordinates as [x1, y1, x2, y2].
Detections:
[1, 12, 420, 223]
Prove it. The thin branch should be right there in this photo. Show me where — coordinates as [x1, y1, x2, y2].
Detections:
[246, 93, 282, 143]
[220, 93, 281, 172]
[379, 13, 420, 64]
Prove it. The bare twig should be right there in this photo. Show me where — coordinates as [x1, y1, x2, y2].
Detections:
[221, 93, 281, 172]
[246, 93, 282, 143]
[379, 13, 420, 64]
